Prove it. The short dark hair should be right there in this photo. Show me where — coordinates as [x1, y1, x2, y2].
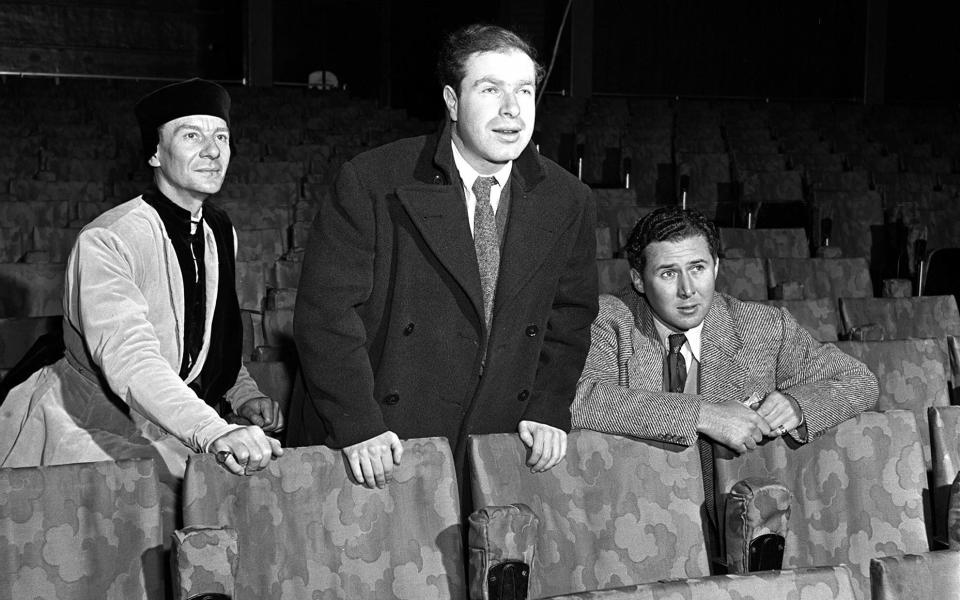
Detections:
[437, 24, 544, 95]
[625, 206, 720, 272]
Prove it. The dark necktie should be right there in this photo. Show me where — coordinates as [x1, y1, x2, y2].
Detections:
[667, 333, 687, 393]
[473, 175, 500, 329]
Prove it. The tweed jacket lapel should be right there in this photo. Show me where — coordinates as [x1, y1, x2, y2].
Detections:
[699, 294, 752, 403]
[621, 289, 752, 402]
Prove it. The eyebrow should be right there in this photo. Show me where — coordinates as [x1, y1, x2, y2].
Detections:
[471, 76, 536, 88]
[654, 258, 709, 270]
[171, 123, 229, 135]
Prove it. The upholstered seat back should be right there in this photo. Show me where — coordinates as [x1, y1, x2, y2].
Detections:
[182, 437, 464, 600]
[469, 429, 709, 599]
[0, 458, 165, 600]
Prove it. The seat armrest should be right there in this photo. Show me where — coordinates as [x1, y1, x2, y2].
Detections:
[469, 504, 539, 600]
[724, 477, 792, 573]
[172, 526, 238, 600]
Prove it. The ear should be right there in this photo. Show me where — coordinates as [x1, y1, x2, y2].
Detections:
[712, 256, 720, 278]
[629, 268, 645, 295]
[147, 148, 160, 168]
[442, 85, 459, 122]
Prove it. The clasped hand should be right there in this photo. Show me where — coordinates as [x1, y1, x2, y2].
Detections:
[697, 391, 802, 454]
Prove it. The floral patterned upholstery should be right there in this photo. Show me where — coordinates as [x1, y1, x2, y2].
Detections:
[838, 295, 960, 341]
[870, 549, 960, 600]
[716, 258, 769, 301]
[539, 565, 857, 599]
[761, 298, 841, 341]
[469, 503, 539, 600]
[929, 406, 960, 546]
[767, 257, 874, 300]
[713, 410, 929, 599]
[719, 227, 809, 259]
[835, 339, 951, 469]
[468, 430, 709, 599]
[172, 526, 238, 600]
[180, 438, 465, 600]
[0, 458, 166, 600]
[723, 477, 792, 573]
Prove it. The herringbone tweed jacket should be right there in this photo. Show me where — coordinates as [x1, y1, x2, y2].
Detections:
[572, 288, 878, 446]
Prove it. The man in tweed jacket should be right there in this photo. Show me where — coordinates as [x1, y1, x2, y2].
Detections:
[572, 207, 878, 454]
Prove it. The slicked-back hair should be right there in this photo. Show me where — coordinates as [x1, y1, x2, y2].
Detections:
[437, 23, 545, 96]
[625, 206, 720, 272]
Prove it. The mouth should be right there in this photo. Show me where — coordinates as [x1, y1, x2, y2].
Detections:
[676, 305, 700, 315]
[492, 126, 523, 140]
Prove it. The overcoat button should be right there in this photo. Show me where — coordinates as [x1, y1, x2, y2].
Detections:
[517, 389, 530, 401]
[384, 393, 400, 405]
[403, 322, 415, 335]
[525, 325, 538, 337]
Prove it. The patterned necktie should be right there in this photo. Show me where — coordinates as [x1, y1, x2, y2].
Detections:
[667, 333, 688, 393]
[473, 175, 500, 329]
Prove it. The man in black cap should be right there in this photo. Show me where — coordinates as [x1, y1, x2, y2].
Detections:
[0, 79, 283, 488]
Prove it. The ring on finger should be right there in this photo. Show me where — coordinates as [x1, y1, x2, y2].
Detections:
[215, 450, 231, 464]
[776, 425, 787, 436]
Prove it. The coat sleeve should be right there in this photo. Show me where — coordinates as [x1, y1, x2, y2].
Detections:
[571, 295, 703, 445]
[774, 306, 879, 440]
[68, 228, 240, 453]
[519, 184, 599, 431]
[292, 160, 388, 448]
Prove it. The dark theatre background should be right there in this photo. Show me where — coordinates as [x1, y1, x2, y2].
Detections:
[2, 1, 960, 598]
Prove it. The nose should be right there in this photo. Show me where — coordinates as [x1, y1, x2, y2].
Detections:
[200, 136, 222, 159]
[677, 273, 694, 298]
[500, 91, 519, 118]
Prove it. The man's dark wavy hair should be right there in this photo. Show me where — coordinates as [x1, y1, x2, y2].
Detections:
[437, 24, 545, 95]
[625, 206, 720, 272]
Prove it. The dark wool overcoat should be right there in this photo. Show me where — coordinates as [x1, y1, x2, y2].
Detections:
[287, 121, 599, 476]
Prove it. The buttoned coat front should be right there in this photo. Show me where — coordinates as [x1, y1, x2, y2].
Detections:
[288, 123, 599, 472]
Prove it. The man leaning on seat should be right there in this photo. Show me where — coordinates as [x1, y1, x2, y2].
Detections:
[0, 79, 284, 490]
[571, 206, 878, 539]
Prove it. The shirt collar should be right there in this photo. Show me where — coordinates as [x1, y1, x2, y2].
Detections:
[451, 140, 513, 191]
[651, 313, 704, 363]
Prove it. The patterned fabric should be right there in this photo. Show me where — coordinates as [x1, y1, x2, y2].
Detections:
[573, 292, 878, 449]
[950, 473, 960, 550]
[838, 296, 960, 340]
[870, 550, 960, 600]
[724, 477, 792, 573]
[835, 339, 951, 469]
[929, 406, 960, 545]
[473, 175, 500, 329]
[767, 257, 873, 300]
[181, 438, 465, 600]
[740, 170, 804, 203]
[468, 504, 539, 600]
[469, 429, 709, 598]
[812, 190, 883, 260]
[715, 257, 768, 300]
[719, 227, 809, 259]
[713, 410, 929, 599]
[761, 299, 838, 342]
[538, 565, 858, 599]
[172, 526, 238, 600]
[0, 458, 166, 600]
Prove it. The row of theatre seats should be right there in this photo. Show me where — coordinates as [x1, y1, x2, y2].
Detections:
[2, 80, 960, 598]
[5, 413, 960, 600]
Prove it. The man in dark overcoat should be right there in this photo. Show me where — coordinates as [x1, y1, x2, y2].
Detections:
[287, 24, 598, 492]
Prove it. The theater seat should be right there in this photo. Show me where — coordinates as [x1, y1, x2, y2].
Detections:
[870, 549, 960, 600]
[719, 227, 809, 259]
[538, 565, 857, 599]
[838, 295, 960, 341]
[713, 410, 929, 599]
[0, 459, 166, 600]
[760, 298, 840, 342]
[767, 257, 873, 300]
[715, 258, 768, 301]
[179, 438, 465, 600]
[468, 430, 710, 598]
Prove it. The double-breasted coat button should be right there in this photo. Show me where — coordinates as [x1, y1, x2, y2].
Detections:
[432, 174, 442, 184]
[525, 325, 538, 337]
[517, 389, 530, 401]
[403, 322, 415, 335]
[384, 393, 400, 405]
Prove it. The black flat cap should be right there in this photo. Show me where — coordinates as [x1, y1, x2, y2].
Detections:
[134, 78, 231, 163]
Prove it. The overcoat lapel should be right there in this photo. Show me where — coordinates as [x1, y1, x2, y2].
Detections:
[395, 185, 485, 321]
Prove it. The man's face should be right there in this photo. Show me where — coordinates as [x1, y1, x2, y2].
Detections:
[443, 49, 536, 175]
[149, 114, 230, 201]
[631, 235, 719, 332]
